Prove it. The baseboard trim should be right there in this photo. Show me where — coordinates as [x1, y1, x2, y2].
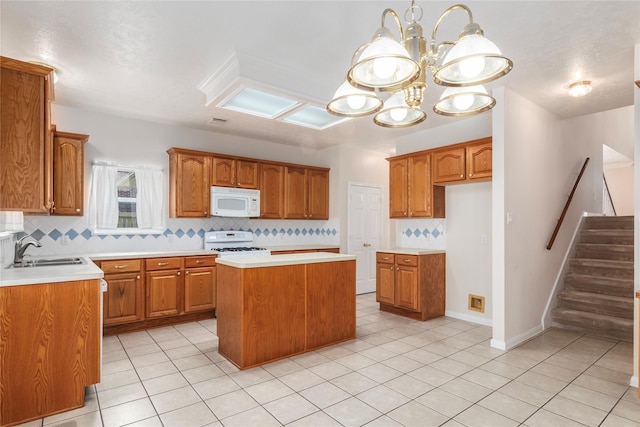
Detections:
[490, 324, 544, 351]
[445, 310, 492, 327]
[630, 375, 638, 388]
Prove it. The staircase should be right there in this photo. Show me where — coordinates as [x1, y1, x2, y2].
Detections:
[551, 216, 634, 342]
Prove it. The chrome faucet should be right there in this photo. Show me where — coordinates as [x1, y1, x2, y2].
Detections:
[14, 236, 42, 265]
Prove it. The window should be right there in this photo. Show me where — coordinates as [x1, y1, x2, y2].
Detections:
[89, 164, 164, 235]
[117, 170, 138, 228]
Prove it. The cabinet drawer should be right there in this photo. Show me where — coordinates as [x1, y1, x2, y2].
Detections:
[396, 255, 418, 267]
[185, 255, 217, 268]
[376, 253, 395, 264]
[101, 259, 142, 274]
[146, 257, 182, 271]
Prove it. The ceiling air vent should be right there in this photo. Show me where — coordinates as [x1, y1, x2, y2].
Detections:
[208, 117, 228, 126]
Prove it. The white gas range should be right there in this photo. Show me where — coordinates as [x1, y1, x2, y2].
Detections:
[204, 230, 271, 258]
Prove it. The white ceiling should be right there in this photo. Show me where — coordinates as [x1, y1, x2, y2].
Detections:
[1, 1, 639, 154]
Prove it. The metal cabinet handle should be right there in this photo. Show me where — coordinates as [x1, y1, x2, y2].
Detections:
[75, 208, 81, 212]
[196, 259, 204, 264]
[460, 174, 464, 178]
[403, 259, 411, 263]
[390, 266, 394, 270]
[469, 173, 473, 177]
[157, 262, 169, 266]
[177, 271, 181, 276]
[114, 265, 127, 269]
[136, 275, 140, 279]
[185, 271, 190, 275]
[382, 256, 390, 260]
[396, 267, 400, 271]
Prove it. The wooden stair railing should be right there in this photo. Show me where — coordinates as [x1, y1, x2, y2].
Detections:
[547, 157, 590, 250]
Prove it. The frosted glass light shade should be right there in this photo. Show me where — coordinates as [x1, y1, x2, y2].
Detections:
[434, 34, 513, 86]
[326, 81, 383, 117]
[433, 85, 496, 116]
[373, 91, 426, 127]
[348, 29, 420, 92]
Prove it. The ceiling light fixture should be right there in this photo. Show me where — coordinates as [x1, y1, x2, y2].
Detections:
[568, 80, 592, 97]
[327, 1, 513, 128]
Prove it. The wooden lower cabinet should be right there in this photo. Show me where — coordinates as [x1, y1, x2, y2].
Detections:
[0, 280, 101, 426]
[376, 252, 446, 321]
[100, 259, 144, 325]
[184, 255, 217, 313]
[146, 256, 183, 318]
[99, 255, 217, 335]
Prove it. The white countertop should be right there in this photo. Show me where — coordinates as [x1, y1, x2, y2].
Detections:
[216, 252, 355, 269]
[377, 248, 446, 255]
[268, 245, 339, 252]
[0, 257, 104, 287]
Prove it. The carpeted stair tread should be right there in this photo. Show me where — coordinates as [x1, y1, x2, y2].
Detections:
[569, 258, 633, 279]
[564, 273, 634, 297]
[583, 216, 634, 229]
[574, 243, 634, 261]
[551, 308, 633, 342]
[557, 290, 634, 318]
[580, 229, 633, 244]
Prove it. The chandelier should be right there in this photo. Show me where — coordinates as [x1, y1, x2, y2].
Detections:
[326, 1, 513, 128]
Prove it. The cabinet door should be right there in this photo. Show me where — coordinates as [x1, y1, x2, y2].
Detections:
[52, 132, 87, 215]
[467, 140, 492, 181]
[172, 153, 210, 217]
[259, 163, 284, 218]
[211, 157, 235, 187]
[376, 261, 395, 305]
[103, 272, 144, 325]
[235, 160, 259, 189]
[284, 166, 308, 219]
[433, 147, 466, 184]
[0, 64, 51, 213]
[407, 154, 433, 217]
[184, 266, 216, 313]
[308, 169, 329, 219]
[146, 270, 182, 318]
[389, 158, 408, 218]
[395, 265, 419, 312]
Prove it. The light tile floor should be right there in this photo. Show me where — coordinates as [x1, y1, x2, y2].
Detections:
[18, 293, 639, 427]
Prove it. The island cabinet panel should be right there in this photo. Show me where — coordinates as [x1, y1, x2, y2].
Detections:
[0, 280, 100, 426]
[217, 258, 356, 369]
[217, 264, 306, 368]
[306, 261, 356, 350]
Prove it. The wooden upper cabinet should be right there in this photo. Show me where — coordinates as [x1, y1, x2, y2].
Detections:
[283, 167, 329, 219]
[284, 166, 308, 219]
[0, 57, 55, 213]
[407, 154, 433, 218]
[467, 139, 492, 181]
[51, 130, 88, 216]
[433, 147, 466, 184]
[389, 158, 408, 218]
[259, 163, 284, 218]
[389, 154, 444, 219]
[211, 157, 258, 189]
[168, 149, 210, 217]
[433, 137, 492, 184]
[308, 169, 329, 219]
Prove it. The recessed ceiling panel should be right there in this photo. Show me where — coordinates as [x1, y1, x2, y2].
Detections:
[282, 105, 349, 130]
[220, 87, 300, 119]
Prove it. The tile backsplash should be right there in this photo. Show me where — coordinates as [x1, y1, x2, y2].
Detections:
[5, 216, 339, 259]
[396, 218, 446, 250]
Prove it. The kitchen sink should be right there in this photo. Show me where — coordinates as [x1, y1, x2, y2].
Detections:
[11, 257, 86, 268]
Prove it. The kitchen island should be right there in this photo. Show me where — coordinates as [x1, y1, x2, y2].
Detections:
[216, 252, 356, 369]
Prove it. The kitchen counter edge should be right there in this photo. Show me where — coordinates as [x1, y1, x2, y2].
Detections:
[377, 248, 446, 255]
[0, 257, 104, 287]
[216, 252, 355, 269]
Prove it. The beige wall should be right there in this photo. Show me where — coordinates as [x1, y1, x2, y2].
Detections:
[604, 165, 635, 216]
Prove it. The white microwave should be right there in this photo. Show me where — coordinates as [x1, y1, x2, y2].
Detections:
[210, 186, 260, 218]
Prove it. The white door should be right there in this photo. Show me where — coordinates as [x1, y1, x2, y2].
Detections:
[348, 183, 382, 294]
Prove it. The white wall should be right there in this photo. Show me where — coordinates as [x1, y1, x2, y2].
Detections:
[492, 87, 603, 349]
[584, 106, 635, 160]
[604, 165, 635, 216]
[632, 43, 639, 388]
[445, 182, 492, 325]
